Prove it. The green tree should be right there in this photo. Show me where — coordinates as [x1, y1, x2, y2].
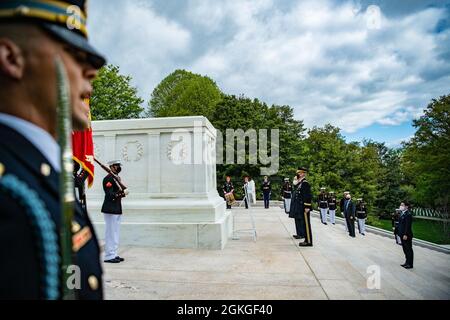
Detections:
[147, 69, 222, 119]
[91, 64, 144, 120]
[402, 94, 450, 212]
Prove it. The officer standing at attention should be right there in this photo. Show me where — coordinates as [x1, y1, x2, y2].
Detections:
[355, 198, 368, 236]
[222, 176, 234, 209]
[0, 0, 106, 300]
[327, 191, 337, 225]
[289, 167, 313, 246]
[281, 178, 292, 214]
[262, 176, 271, 209]
[343, 193, 356, 237]
[243, 175, 250, 209]
[102, 160, 126, 263]
[317, 187, 329, 225]
[397, 201, 414, 269]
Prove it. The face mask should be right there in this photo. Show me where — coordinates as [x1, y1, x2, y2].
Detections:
[346, 195, 350, 199]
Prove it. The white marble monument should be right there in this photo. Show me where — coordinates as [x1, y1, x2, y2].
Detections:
[86, 116, 232, 249]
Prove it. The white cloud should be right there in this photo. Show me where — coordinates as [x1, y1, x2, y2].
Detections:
[88, 0, 449, 135]
[187, 0, 449, 132]
[89, 1, 191, 98]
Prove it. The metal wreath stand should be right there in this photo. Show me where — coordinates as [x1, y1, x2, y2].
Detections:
[232, 183, 257, 241]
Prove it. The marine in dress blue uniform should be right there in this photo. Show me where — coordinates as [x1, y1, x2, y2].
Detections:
[102, 160, 125, 263]
[0, 0, 106, 299]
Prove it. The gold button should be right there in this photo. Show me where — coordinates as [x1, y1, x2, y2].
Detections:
[0, 163, 4, 178]
[40, 163, 51, 176]
[88, 275, 99, 290]
[71, 221, 81, 233]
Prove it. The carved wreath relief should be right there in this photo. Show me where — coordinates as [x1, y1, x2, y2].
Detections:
[122, 141, 144, 162]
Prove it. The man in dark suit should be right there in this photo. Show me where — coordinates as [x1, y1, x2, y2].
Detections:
[102, 160, 126, 263]
[397, 201, 414, 269]
[0, 0, 106, 299]
[343, 193, 356, 237]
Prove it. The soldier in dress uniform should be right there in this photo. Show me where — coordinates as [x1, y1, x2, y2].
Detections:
[0, 0, 106, 300]
[223, 176, 234, 209]
[262, 176, 271, 209]
[327, 191, 337, 225]
[102, 160, 126, 263]
[355, 198, 368, 236]
[281, 178, 292, 214]
[343, 193, 356, 237]
[317, 187, 329, 225]
[243, 175, 250, 209]
[289, 167, 313, 246]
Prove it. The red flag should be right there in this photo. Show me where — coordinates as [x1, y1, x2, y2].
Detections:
[72, 99, 95, 187]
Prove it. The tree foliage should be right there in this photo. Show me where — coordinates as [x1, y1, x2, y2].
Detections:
[402, 94, 450, 212]
[147, 69, 222, 119]
[91, 64, 144, 120]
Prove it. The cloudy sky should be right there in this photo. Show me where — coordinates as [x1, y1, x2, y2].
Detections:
[88, 0, 450, 146]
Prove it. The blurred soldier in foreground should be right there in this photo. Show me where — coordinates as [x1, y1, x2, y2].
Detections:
[289, 167, 313, 246]
[317, 187, 328, 225]
[0, 0, 106, 299]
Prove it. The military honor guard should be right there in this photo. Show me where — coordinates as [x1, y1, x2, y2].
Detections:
[398, 201, 414, 269]
[102, 160, 126, 263]
[262, 176, 271, 209]
[392, 209, 402, 245]
[289, 167, 313, 246]
[317, 187, 329, 225]
[327, 191, 337, 225]
[343, 193, 356, 237]
[356, 198, 368, 236]
[223, 176, 235, 209]
[247, 176, 256, 204]
[281, 178, 293, 214]
[243, 175, 250, 209]
[0, 0, 106, 300]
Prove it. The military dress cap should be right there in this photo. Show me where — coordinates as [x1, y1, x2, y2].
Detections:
[107, 159, 121, 166]
[0, 0, 106, 68]
[296, 166, 308, 174]
[320, 187, 326, 190]
[284, 177, 289, 181]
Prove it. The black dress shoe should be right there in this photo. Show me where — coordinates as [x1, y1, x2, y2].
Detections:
[115, 256, 125, 262]
[403, 265, 413, 269]
[104, 257, 120, 263]
[299, 242, 313, 247]
[293, 235, 301, 239]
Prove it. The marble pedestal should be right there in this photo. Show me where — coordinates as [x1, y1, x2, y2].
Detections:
[86, 116, 232, 249]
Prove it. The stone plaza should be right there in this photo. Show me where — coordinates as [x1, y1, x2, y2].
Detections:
[92, 206, 450, 300]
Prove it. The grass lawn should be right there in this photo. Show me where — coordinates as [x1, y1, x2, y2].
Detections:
[367, 216, 450, 245]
